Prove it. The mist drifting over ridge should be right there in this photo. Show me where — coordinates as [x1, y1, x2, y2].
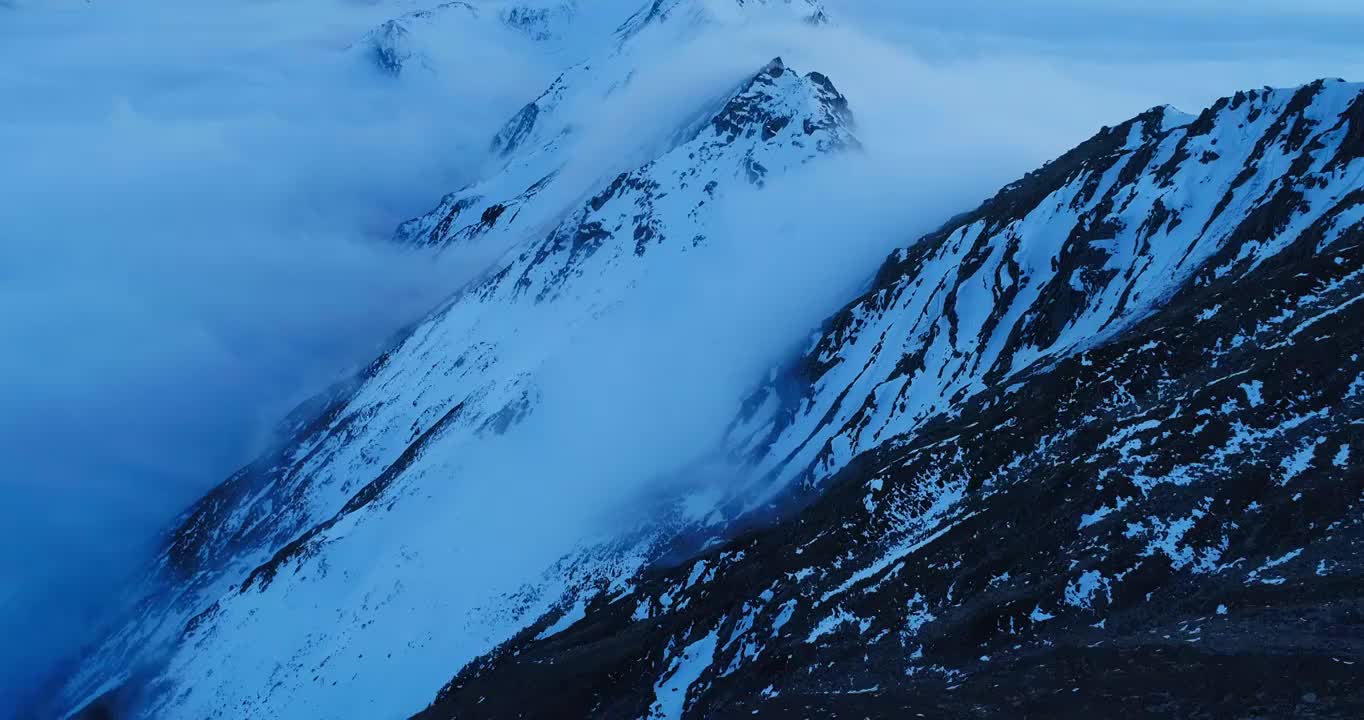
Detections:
[2, 0, 1363, 713]
[0, 0, 560, 704]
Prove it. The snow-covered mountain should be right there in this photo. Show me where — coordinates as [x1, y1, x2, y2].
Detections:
[420, 79, 1364, 718]
[42, 1, 1364, 716]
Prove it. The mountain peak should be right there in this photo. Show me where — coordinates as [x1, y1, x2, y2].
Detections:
[396, 55, 854, 253]
[357, 1, 477, 76]
[704, 56, 854, 154]
[615, 0, 829, 42]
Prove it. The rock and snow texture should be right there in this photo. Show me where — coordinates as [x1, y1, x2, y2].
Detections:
[357, 0, 825, 78]
[414, 81, 1364, 718]
[46, 5, 1364, 718]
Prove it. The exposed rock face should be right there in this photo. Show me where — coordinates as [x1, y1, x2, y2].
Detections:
[45, 2, 1364, 717]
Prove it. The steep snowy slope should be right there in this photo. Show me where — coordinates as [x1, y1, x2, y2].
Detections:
[358, 0, 824, 78]
[49, 15, 856, 717]
[415, 80, 1364, 717]
[723, 80, 1362, 504]
[387, 0, 828, 258]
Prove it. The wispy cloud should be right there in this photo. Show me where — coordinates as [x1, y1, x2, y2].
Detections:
[0, 0, 554, 703]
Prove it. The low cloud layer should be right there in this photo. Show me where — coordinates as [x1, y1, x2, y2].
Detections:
[2, 0, 1360, 709]
[0, 0, 555, 704]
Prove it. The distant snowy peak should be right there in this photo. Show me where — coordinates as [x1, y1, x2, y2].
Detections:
[485, 0, 829, 157]
[355, 1, 594, 76]
[494, 57, 855, 303]
[498, 0, 578, 42]
[615, 0, 827, 39]
[702, 58, 852, 153]
[360, 1, 477, 75]
[359, 0, 828, 76]
[393, 56, 854, 256]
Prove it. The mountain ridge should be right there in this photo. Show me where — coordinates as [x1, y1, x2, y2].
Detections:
[40, 4, 1364, 712]
[413, 76, 1364, 718]
[49, 45, 859, 720]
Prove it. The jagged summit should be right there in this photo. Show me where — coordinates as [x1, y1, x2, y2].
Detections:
[703, 57, 854, 152]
